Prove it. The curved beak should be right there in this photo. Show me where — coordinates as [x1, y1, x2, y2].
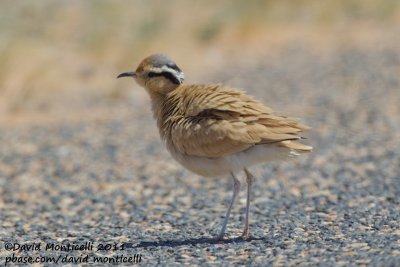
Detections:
[117, 72, 136, 79]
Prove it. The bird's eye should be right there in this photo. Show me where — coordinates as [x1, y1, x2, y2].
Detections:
[148, 72, 159, 78]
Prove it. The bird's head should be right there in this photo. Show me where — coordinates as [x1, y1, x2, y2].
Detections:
[117, 53, 184, 94]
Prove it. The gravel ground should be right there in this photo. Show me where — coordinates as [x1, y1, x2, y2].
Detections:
[1, 45, 399, 266]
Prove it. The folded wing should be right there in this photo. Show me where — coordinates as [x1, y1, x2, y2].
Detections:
[164, 84, 312, 158]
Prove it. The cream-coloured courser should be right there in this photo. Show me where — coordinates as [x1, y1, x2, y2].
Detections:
[117, 53, 312, 240]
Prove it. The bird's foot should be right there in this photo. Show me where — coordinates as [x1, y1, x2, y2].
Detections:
[214, 233, 225, 242]
[241, 230, 250, 240]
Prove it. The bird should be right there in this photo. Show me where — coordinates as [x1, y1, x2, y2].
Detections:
[117, 53, 312, 240]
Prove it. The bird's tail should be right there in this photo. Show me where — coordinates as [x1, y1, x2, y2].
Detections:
[279, 140, 313, 152]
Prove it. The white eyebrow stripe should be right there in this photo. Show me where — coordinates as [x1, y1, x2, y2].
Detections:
[151, 66, 185, 82]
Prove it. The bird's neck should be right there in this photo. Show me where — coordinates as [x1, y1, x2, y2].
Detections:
[148, 90, 166, 127]
[147, 88, 182, 148]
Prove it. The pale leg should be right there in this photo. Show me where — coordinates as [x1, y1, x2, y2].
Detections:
[242, 168, 254, 239]
[216, 173, 240, 240]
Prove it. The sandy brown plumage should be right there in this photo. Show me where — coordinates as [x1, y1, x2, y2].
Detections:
[117, 53, 312, 240]
[159, 83, 311, 159]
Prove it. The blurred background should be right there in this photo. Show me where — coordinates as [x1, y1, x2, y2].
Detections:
[1, 0, 399, 123]
[1, 2, 400, 263]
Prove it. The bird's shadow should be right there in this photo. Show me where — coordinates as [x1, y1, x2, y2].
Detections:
[124, 236, 268, 249]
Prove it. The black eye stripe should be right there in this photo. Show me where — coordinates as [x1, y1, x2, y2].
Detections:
[148, 71, 181, 84]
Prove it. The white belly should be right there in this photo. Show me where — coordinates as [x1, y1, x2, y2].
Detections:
[168, 144, 292, 177]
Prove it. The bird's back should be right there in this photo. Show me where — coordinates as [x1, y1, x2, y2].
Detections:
[158, 84, 312, 160]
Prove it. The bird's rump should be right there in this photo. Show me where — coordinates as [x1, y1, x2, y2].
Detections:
[162, 84, 312, 158]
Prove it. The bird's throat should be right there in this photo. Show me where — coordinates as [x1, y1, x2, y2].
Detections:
[148, 91, 166, 127]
